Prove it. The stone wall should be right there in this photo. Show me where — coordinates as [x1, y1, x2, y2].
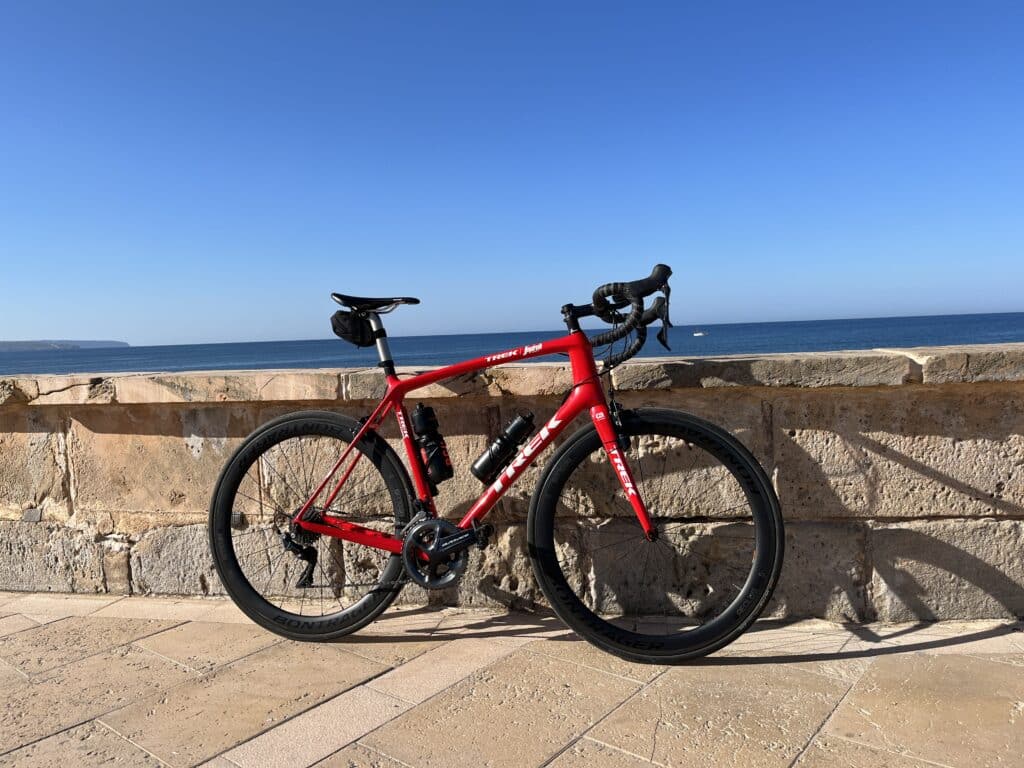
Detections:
[2, 343, 1024, 622]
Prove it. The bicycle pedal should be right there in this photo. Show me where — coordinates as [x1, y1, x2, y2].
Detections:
[474, 523, 495, 549]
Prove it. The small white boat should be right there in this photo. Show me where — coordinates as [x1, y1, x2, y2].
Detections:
[693, 330, 706, 337]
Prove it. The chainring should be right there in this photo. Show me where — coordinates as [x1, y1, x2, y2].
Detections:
[401, 518, 469, 590]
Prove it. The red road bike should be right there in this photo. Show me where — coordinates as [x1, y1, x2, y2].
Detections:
[209, 266, 784, 662]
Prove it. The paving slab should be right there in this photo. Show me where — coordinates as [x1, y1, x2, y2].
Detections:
[136, 621, 281, 672]
[365, 636, 522, 704]
[0, 616, 179, 675]
[314, 743, 408, 767]
[362, 649, 639, 767]
[93, 597, 222, 622]
[200, 600, 258, 624]
[588, 660, 852, 767]
[225, 686, 412, 768]
[0, 656, 26, 687]
[547, 738, 654, 767]
[431, 610, 572, 644]
[100, 642, 389, 767]
[0, 614, 38, 638]
[795, 735, 943, 767]
[522, 635, 666, 683]
[0, 721, 163, 767]
[0, 644, 194, 755]
[823, 653, 1024, 767]
[333, 612, 450, 667]
[2, 593, 122, 620]
[854, 620, 1024, 656]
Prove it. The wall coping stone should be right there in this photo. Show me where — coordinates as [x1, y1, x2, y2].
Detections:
[2, 343, 1024, 407]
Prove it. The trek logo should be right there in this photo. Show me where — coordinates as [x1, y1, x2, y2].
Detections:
[395, 410, 410, 439]
[491, 414, 563, 493]
[606, 446, 638, 497]
[485, 349, 520, 363]
[486, 343, 542, 363]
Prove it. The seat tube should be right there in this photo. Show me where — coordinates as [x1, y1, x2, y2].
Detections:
[590, 404, 656, 539]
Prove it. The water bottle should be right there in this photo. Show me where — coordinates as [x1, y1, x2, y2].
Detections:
[470, 412, 535, 484]
[411, 404, 454, 486]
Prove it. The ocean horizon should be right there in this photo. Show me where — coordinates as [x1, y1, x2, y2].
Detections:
[2, 311, 1023, 377]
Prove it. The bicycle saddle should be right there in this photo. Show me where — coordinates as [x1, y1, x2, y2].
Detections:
[331, 293, 420, 311]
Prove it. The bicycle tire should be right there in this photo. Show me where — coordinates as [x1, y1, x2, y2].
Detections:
[208, 410, 414, 640]
[527, 407, 784, 663]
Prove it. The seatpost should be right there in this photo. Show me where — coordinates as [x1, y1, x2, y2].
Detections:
[365, 312, 396, 376]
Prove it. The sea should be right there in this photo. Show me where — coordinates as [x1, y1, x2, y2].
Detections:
[2, 312, 1024, 377]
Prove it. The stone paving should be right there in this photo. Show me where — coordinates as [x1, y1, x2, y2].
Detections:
[0, 594, 1021, 767]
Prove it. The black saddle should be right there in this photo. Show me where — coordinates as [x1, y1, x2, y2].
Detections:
[330, 293, 420, 311]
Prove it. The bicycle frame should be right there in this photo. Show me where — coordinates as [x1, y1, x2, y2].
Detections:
[292, 329, 654, 553]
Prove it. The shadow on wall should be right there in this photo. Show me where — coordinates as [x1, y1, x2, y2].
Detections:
[774, 413, 1024, 621]
[471, 385, 1024, 624]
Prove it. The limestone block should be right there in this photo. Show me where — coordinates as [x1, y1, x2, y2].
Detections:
[1, 376, 116, 405]
[616, 388, 773, 470]
[868, 519, 1024, 621]
[0, 378, 38, 406]
[482, 364, 575, 397]
[103, 549, 132, 595]
[343, 369, 390, 401]
[456, 524, 541, 610]
[69, 406, 256, 534]
[0, 522, 105, 592]
[130, 524, 224, 595]
[0, 409, 68, 518]
[774, 386, 1024, 520]
[612, 351, 916, 390]
[115, 371, 341, 404]
[889, 343, 1024, 384]
[769, 522, 868, 621]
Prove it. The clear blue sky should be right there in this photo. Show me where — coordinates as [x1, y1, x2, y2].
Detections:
[2, 2, 1022, 345]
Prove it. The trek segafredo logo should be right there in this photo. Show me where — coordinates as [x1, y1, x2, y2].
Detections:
[606, 445, 638, 497]
[491, 413, 562, 493]
[485, 343, 543, 364]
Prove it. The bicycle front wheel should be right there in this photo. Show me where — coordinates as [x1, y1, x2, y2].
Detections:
[527, 408, 784, 663]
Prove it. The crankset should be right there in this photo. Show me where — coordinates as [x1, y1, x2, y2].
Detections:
[401, 519, 493, 590]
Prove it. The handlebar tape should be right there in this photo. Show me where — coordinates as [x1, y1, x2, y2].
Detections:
[589, 264, 672, 350]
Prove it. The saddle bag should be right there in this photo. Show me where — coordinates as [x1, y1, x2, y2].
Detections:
[331, 310, 375, 348]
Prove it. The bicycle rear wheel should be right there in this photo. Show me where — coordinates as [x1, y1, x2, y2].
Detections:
[208, 411, 414, 640]
[527, 408, 784, 662]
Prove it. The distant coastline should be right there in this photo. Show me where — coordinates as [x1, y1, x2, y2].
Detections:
[0, 340, 129, 352]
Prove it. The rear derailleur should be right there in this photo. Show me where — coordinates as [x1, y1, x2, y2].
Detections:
[280, 508, 322, 589]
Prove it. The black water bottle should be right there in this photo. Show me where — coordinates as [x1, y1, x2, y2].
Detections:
[411, 404, 454, 486]
[471, 412, 536, 484]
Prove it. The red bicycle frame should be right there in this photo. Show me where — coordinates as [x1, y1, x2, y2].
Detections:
[292, 330, 654, 553]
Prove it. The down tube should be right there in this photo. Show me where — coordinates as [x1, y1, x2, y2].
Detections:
[457, 387, 595, 529]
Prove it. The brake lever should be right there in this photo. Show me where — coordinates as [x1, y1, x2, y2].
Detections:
[655, 283, 672, 351]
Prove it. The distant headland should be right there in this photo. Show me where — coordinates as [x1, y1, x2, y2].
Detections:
[0, 340, 130, 352]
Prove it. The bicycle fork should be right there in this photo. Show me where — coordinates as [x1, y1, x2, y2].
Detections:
[590, 403, 656, 540]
